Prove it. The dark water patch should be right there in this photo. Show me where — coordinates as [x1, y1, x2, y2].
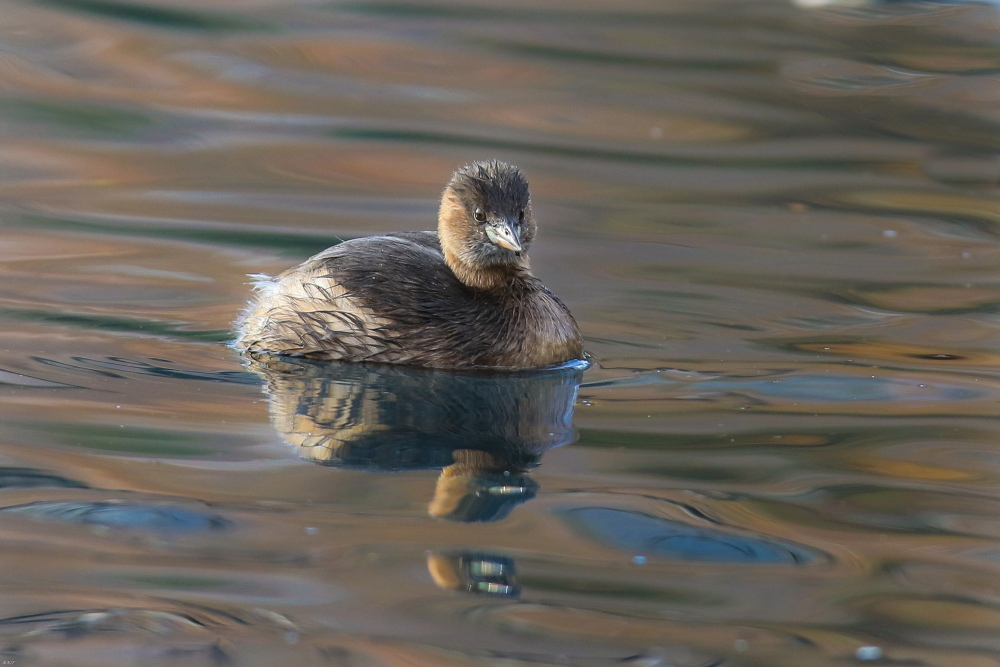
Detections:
[764, 338, 1000, 371]
[26, 0, 276, 31]
[1, 500, 231, 533]
[561, 507, 818, 564]
[331, 126, 701, 166]
[330, 126, 922, 171]
[27, 356, 258, 388]
[0, 604, 323, 665]
[0, 468, 87, 490]
[2, 309, 230, 344]
[30, 356, 128, 380]
[575, 427, 830, 451]
[516, 569, 717, 604]
[32, 356, 259, 386]
[504, 39, 774, 71]
[15, 213, 348, 257]
[0, 99, 153, 139]
[9, 421, 218, 456]
[337, 2, 694, 22]
[576, 424, 997, 456]
[0, 604, 296, 644]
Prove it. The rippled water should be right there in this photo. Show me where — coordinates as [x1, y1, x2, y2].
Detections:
[2, 0, 1000, 665]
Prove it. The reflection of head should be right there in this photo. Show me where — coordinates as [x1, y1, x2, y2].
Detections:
[245, 356, 583, 521]
[428, 450, 540, 523]
[426, 551, 519, 597]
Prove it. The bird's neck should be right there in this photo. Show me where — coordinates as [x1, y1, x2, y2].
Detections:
[444, 252, 530, 291]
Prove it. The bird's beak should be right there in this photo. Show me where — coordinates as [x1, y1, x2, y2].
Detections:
[485, 221, 522, 252]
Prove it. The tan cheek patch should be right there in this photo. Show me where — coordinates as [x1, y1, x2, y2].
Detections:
[437, 188, 471, 266]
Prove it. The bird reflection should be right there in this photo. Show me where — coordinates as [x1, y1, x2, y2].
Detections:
[426, 551, 519, 597]
[244, 355, 585, 523]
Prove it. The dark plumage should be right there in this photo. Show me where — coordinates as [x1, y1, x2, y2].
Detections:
[234, 160, 583, 369]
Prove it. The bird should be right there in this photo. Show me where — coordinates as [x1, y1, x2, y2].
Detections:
[234, 160, 583, 369]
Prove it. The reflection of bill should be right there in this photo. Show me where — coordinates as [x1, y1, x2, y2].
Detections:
[245, 355, 585, 522]
[427, 551, 519, 597]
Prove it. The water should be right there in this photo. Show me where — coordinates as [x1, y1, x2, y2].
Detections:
[1, 0, 999, 664]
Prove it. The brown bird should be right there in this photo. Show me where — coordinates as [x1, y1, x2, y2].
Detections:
[234, 160, 583, 368]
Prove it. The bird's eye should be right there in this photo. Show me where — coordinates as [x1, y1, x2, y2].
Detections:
[474, 208, 487, 223]
[518, 210, 525, 222]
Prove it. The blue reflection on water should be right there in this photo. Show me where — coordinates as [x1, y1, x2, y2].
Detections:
[2, 501, 231, 533]
[562, 507, 817, 564]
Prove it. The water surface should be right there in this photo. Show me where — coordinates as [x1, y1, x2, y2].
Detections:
[1, 0, 1000, 665]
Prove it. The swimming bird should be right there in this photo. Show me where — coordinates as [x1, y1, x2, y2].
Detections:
[234, 160, 583, 369]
